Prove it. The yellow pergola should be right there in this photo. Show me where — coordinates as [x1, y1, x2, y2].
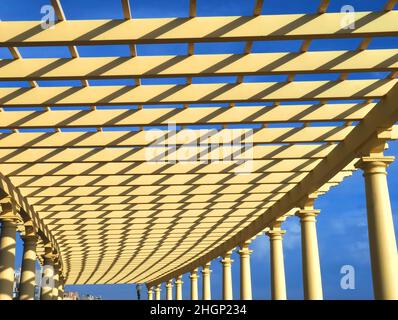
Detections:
[0, 0, 397, 301]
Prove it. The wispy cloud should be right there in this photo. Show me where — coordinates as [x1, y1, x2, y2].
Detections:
[283, 219, 301, 250]
[328, 208, 367, 235]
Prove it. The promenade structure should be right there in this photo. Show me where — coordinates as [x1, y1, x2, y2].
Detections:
[0, 0, 397, 300]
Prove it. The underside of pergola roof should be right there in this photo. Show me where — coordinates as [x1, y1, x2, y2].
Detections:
[1, 0, 398, 286]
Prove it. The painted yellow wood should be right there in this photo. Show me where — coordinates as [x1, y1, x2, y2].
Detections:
[0, 50, 396, 81]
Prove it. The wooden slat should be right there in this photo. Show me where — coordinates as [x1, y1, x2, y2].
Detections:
[9, 170, 352, 188]
[0, 144, 337, 164]
[0, 126, 355, 148]
[121, 0, 132, 19]
[1, 50, 397, 81]
[1, 12, 397, 46]
[0, 80, 395, 107]
[26, 193, 285, 205]
[33, 201, 278, 213]
[0, 158, 323, 176]
[20, 183, 296, 197]
[385, 0, 398, 11]
[0, 103, 375, 129]
[318, 0, 330, 13]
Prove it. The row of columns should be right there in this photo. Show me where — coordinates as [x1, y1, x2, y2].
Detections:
[0, 204, 65, 300]
[147, 154, 398, 300]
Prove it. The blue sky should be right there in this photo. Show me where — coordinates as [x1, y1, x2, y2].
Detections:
[2, 0, 397, 299]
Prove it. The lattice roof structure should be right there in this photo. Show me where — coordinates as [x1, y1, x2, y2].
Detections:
[0, 0, 397, 287]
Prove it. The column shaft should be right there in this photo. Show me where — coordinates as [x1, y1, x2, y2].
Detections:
[52, 267, 59, 300]
[155, 285, 161, 300]
[221, 252, 233, 300]
[297, 209, 323, 300]
[190, 270, 198, 300]
[58, 278, 64, 300]
[239, 242, 253, 300]
[40, 255, 54, 300]
[201, 263, 211, 300]
[19, 236, 38, 300]
[358, 156, 398, 299]
[166, 281, 173, 300]
[0, 220, 17, 300]
[267, 229, 287, 300]
[175, 276, 183, 300]
[148, 288, 153, 300]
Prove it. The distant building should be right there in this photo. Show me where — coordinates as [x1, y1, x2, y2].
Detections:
[80, 294, 102, 300]
[63, 292, 102, 300]
[63, 291, 80, 300]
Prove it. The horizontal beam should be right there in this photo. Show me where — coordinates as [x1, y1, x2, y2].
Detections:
[0, 50, 396, 81]
[0, 80, 395, 106]
[10, 170, 352, 188]
[32, 202, 273, 214]
[27, 192, 284, 206]
[0, 144, 337, 163]
[0, 158, 326, 176]
[27, 193, 283, 206]
[0, 103, 375, 129]
[37, 204, 277, 218]
[44, 213, 267, 226]
[0, 12, 397, 46]
[0, 126, 355, 148]
[20, 183, 296, 197]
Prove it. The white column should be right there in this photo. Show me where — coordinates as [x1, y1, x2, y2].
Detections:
[147, 286, 153, 300]
[239, 241, 253, 300]
[356, 155, 398, 299]
[19, 234, 38, 300]
[190, 269, 199, 300]
[296, 206, 323, 300]
[266, 223, 287, 300]
[40, 249, 55, 300]
[0, 204, 18, 301]
[201, 263, 211, 300]
[52, 264, 60, 300]
[155, 284, 161, 300]
[58, 276, 64, 300]
[221, 251, 233, 300]
[175, 275, 183, 300]
[166, 280, 173, 300]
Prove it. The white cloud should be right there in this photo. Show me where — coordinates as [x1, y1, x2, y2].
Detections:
[283, 219, 301, 250]
[329, 208, 367, 235]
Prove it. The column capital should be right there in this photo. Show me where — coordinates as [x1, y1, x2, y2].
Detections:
[175, 277, 183, 285]
[296, 209, 320, 222]
[0, 200, 21, 224]
[221, 250, 234, 265]
[298, 193, 320, 210]
[221, 257, 234, 266]
[355, 155, 395, 174]
[42, 248, 58, 264]
[238, 241, 253, 256]
[21, 234, 39, 245]
[201, 262, 211, 274]
[265, 216, 287, 237]
[166, 279, 174, 288]
[155, 283, 162, 290]
[266, 228, 286, 240]
[190, 268, 199, 279]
